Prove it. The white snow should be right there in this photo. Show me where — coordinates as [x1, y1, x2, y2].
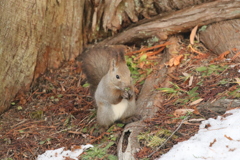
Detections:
[36, 144, 93, 160]
[159, 108, 240, 160]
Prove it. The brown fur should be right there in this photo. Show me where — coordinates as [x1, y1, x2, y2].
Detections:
[81, 45, 139, 129]
[81, 45, 126, 95]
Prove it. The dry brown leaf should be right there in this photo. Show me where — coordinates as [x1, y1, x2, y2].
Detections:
[174, 55, 183, 66]
[71, 145, 82, 151]
[190, 98, 203, 105]
[183, 121, 200, 125]
[174, 109, 194, 117]
[235, 78, 240, 86]
[219, 50, 230, 59]
[210, 50, 230, 63]
[168, 58, 174, 66]
[188, 76, 194, 86]
[182, 72, 190, 77]
[192, 105, 201, 115]
[188, 118, 205, 122]
[165, 55, 183, 67]
[190, 25, 198, 45]
[229, 148, 236, 152]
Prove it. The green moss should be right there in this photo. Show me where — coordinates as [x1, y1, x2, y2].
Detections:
[138, 129, 177, 149]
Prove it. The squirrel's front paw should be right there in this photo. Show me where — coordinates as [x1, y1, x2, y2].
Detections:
[122, 88, 134, 99]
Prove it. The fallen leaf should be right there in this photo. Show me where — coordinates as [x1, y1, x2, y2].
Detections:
[205, 123, 211, 129]
[188, 76, 194, 86]
[182, 72, 191, 77]
[188, 118, 205, 122]
[229, 148, 236, 152]
[174, 109, 194, 117]
[219, 50, 230, 59]
[183, 121, 200, 125]
[190, 98, 203, 105]
[165, 55, 183, 67]
[210, 50, 230, 63]
[190, 25, 198, 45]
[71, 145, 82, 151]
[174, 55, 183, 66]
[235, 78, 240, 86]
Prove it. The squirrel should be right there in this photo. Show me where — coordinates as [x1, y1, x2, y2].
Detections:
[81, 45, 139, 130]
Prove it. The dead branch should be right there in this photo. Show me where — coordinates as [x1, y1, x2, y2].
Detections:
[100, 0, 240, 45]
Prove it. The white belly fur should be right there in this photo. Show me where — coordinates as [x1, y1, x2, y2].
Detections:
[111, 99, 128, 121]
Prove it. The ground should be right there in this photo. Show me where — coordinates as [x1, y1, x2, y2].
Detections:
[0, 39, 240, 160]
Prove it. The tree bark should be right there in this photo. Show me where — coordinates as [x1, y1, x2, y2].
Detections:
[99, 0, 240, 45]
[92, 0, 213, 33]
[0, 0, 86, 114]
[200, 19, 240, 59]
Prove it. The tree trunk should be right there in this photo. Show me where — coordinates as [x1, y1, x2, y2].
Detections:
[0, 0, 85, 114]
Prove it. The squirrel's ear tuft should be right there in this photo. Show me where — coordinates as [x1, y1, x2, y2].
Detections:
[110, 59, 117, 71]
[117, 51, 125, 62]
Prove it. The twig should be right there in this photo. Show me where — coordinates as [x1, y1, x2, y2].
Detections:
[126, 41, 171, 56]
[27, 89, 39, 101]
[11, 119, 28, 128]
[189, 45, 206, 56]
[5, 120, 44, 135]
[147, 116, 189, 158]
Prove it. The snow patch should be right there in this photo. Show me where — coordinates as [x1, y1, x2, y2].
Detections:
[36, 144, 93, 160]
[159, 108, 240, 160]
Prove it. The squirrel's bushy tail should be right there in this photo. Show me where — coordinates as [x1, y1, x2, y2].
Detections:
[81, 45, 127, 95]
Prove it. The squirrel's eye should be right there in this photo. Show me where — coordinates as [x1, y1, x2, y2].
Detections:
[116, 75, 120, 79]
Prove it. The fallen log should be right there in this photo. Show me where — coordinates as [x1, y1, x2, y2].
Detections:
[100, 0, 240, 45]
